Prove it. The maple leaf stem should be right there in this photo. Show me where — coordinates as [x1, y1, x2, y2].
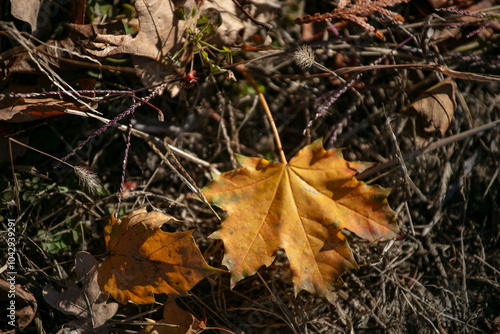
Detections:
[239, 68, 287, 164]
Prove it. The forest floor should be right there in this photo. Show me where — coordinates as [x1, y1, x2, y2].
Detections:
[1, 0, 499, 333]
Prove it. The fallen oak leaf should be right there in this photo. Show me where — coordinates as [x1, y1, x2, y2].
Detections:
[202, 139, 399, 303]
[43, 252, 118, 332]
[98, 208, 223, 305]
[0, 82, 98, 123]
[8, 0, 40, 33]
[71, 0, 277, 60]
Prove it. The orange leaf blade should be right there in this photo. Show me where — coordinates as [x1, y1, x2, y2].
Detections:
[98, 208, 222, 304]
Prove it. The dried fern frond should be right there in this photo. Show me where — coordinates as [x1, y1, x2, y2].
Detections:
[338, 0, 350, 10]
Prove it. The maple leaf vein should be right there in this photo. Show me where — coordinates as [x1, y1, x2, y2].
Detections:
[235, 167, 284, 273]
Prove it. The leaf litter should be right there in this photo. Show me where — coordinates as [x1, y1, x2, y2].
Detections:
[1, 0, 499, 333]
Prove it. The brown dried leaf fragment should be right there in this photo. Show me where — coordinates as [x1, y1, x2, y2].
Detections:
[43, 252, 118, 333]
[0, 278, 37, 331]
[139, 298, 206, 334]
[408, 78, 457, 142]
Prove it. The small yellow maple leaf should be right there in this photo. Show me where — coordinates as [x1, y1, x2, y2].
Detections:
[98, 208, 223, 304]
[202, 139, 399, 303]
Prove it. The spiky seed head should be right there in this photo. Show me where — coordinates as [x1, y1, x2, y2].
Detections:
[293, 45, 316, 69]
[74, 166, 101, 194]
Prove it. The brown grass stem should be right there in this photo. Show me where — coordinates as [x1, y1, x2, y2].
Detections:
[357, 118, 500, 181]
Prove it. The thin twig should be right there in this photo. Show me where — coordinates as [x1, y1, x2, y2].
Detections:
[64, 109, 215, 170]
[473, 254, 500, 275]
[256, 272, 301, 334]
[230, 0, 273, 31]
[334, 63, 500, 83]
[9, 138, 77, 170]
[8, 140, 21, 213]
[238, 67, 287, 164]
[385, 112, 415, 235]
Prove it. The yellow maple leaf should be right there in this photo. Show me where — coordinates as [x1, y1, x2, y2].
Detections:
[98, 208, 223, 304]
[202, 139, 399, 303]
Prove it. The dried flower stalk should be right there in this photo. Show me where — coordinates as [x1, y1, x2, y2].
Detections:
[295, 0, 409, 40]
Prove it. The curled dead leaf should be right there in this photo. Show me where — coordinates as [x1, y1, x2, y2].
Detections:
[0, 95, 68, 122]
[65, 0, 276, 95]
[408, 78, 457, 142]
[0, 80, 98, 123]
[8, 0, 41, 33]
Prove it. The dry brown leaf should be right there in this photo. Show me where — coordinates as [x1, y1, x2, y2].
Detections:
[139, 298, 205, 334]
[43, 252, 118, 332]
[0, 37, 95, 85]
[202, 0, 276, 45]
[8, 0, 41, 33]
[0, 278, 37, 331]
[0, 81, 98, 123]
[409, 78, 457, 142]
[66, 0, 276, 94]
[73, 0, 275, 59]
[0, 95, 70, 122]
[68, 0, 195, 95]
[102, 0, 190, 60]
[97, 208, 223, 305]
